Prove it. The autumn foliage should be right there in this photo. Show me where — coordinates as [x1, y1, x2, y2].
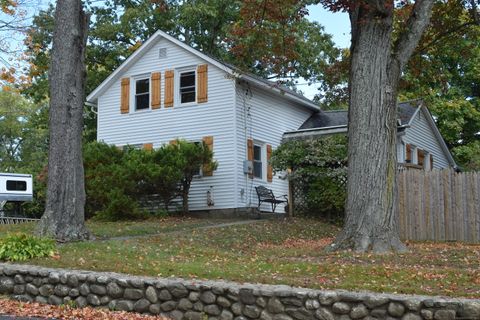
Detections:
[229, 0, 308, 77]
[0, 298, 168, 320]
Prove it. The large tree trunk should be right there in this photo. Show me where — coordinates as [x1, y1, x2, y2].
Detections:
[36, 0, 91, 241]
[330, 1, 434, 253]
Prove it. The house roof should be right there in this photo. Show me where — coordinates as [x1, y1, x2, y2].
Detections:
[298, 110, 348, 130]
[297, 100, 421, 131]
[86, 30, 320, 112]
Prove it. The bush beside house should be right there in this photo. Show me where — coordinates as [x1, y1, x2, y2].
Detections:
[270, 136, 347, 221]
[83, 140, 216, 220]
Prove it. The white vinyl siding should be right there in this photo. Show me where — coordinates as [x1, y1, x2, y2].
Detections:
[403, 109, 450, 169]
[235, 83, 313, 212]
[97, 38, 237, 211]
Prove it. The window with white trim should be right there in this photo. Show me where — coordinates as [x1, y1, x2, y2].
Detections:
[179, 70, 196, 104]
[411, 145, 418, 164]
[134, 78, 150, 111]
[253, 144, 263, 179]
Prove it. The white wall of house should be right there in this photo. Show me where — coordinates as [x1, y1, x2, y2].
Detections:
[234, 82, 314, 212]
[403, 109, 450, 169]
[96, 38, 238, 211]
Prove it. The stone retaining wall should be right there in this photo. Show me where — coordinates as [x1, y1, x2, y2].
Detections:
[0, 264, 479, 320]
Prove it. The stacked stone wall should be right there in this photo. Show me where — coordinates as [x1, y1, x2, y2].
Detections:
[0, 264, 479, 320]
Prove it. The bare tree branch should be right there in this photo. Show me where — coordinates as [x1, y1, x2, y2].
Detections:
[393, 0, 435, 71]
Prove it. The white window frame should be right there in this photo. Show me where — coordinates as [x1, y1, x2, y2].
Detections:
[176, 67, 197, 106]
[253, 141, 266, 181]
[131, 74, 151, 112]
[411, 145, 418, 165]
[425, 152, 431, 170]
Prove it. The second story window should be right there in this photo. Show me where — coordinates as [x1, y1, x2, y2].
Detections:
[135, 78, 150, 110]
[180, 70, 196, 104]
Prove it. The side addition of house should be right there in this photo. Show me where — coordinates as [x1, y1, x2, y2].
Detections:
[86, 30, 320, 214]
[283, 101, 457, 170]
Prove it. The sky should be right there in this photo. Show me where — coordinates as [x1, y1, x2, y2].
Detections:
[302, 4, 350, 99]
[307, 4, 350, 49]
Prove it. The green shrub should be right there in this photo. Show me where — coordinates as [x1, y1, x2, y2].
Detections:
[83, 140, 218, 220]
[91, 188, 146, 221]
[84, 142, 148, 220]
[167, 140, 218, 214]
[270, 136, 347, 221]
[0, 233, 56, 261]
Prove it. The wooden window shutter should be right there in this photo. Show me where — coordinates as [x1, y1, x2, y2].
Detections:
[418, 149, 425, 166]
[120, 78, 130, 114]
[405, 144, 411, 163]
[143, 143, 153, 151]
[266, 144, 273, 182]
[164, 70, 174, 108]
[202, 136, 214, 176]
[169, 139, 177, 145]
[247, 139, 254, 179]
[197, 64, 208, 103]
[151, 72, 161, 109]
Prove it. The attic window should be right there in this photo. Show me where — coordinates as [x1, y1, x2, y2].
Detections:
[159, 47, 167, 59]
[135, 78, 150, 110]
[180, 70, 196, 103]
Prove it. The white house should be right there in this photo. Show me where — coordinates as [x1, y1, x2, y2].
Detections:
[86, 30, 456, 214]
[86, 30, 319, 214]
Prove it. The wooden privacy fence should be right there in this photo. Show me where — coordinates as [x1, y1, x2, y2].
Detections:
[397, 168, 480, 242]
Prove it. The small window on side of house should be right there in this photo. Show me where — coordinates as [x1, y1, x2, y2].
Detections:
[180, 71, 196, 104]
[253, 145, 263, 179]
[135, 78, 150, 110]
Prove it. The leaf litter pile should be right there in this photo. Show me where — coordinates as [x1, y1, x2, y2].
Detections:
[0, 298, 168, 320]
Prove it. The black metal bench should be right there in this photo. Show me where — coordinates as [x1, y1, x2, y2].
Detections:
[255, 186, 288, 213]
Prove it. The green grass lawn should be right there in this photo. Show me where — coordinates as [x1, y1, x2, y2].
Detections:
[0, 217, 230, 239]
[5, 217, 480, 298]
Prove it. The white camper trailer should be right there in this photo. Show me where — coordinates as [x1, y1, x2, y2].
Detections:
[0, 173, 33, 202]
[0, 173, 33, 216]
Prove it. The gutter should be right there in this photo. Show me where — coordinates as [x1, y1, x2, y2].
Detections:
[85, 101, 98, 115]
[283, 124, 411, 141]
[283, 125, 347, 141]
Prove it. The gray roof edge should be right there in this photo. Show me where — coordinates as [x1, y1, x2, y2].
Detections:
[284, 124, 347, 135]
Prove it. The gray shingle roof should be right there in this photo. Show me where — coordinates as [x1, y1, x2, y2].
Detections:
[299, 111, 348, 129]
[298, 100, 421, 130]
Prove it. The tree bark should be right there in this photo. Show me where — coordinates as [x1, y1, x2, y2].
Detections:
[329, 1, 434, 253]
[36, 0, 91, 241]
